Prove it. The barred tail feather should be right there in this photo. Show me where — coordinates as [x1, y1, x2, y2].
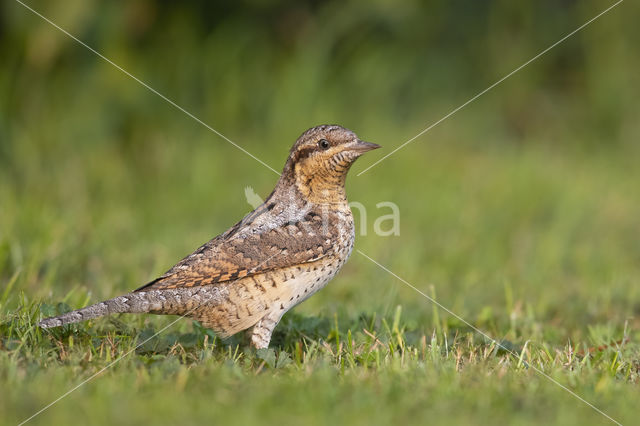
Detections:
[38, 293, 148, 329]
[38, 286, 229, 329]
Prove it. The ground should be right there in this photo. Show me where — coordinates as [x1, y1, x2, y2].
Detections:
[1, 1, 639, 424]
[2, 140, 639, 425]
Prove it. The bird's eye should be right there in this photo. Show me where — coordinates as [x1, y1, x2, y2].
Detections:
[318, 139, 330, 150]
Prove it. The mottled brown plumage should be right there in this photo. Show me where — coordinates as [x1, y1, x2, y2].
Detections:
[39, 125, 379, 348]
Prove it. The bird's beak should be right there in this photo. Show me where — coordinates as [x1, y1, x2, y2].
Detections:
[349, 140, 381, 154]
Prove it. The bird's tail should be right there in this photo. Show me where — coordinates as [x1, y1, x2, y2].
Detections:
[38, 293, 150, 329]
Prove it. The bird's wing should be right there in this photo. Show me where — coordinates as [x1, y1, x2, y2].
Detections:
[135, 208, 334, 291]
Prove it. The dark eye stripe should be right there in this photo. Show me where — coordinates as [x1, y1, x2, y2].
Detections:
[294, 146, 316, 161]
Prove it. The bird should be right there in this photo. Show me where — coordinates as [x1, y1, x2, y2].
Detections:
[38, 125, 380, 348]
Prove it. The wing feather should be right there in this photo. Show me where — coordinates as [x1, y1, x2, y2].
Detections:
[136, 206, 333, 291]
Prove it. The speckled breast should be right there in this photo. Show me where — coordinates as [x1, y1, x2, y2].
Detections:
[281, 208, 355, 308]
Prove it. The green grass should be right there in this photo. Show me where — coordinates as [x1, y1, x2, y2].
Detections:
[2, 141, 639, 426]
[2, 1, 640, 425]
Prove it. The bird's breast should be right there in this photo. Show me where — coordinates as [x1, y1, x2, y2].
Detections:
[281, 210, 355, 307]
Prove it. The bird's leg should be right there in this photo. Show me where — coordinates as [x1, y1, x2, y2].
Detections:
[249, 311, 283, 349]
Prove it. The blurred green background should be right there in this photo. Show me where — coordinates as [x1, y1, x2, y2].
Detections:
[1, 1, 639, 425]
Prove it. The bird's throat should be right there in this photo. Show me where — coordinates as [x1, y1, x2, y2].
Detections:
[295, 171, 348, 205]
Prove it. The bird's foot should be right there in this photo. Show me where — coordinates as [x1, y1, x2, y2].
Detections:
[249, 311, 282, 349]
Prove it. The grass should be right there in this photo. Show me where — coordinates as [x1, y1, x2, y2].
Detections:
[1, 140, 639, 426]
[2, 1, 639, 424]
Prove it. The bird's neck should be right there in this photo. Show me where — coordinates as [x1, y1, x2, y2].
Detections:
[274, 169, 349, 207]
[295, 173, 348, 205]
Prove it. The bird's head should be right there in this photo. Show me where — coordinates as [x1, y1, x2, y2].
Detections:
[279, 125, 380, 204]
